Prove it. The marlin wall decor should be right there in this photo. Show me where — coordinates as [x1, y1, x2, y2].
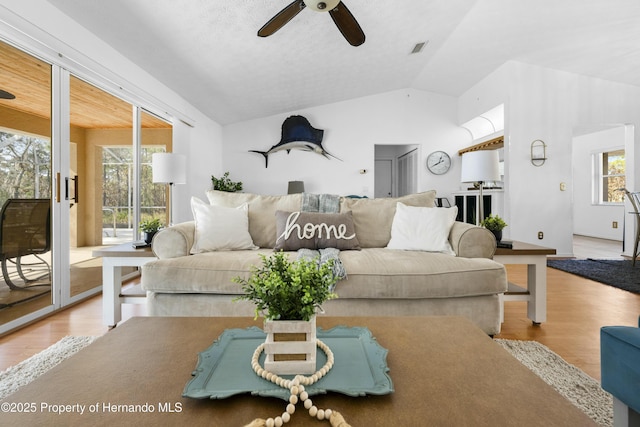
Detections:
[250, 115, 340, 168]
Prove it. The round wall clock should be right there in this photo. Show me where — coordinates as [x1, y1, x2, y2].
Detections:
[426, 151, 451, 175]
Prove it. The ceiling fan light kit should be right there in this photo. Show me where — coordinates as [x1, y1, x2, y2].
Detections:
[258, 0, 365, 46]
[304, 0, 340, 11]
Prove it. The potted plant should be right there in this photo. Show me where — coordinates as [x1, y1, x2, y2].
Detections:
[211, 171, 243, 192]
[480, 214, 507, 242]
[139, 218, 162, 244]
[233, 251, 338, 374]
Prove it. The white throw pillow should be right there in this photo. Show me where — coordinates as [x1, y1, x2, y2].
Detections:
[386, 202, 458, 254]
[190, 197, 258, 253]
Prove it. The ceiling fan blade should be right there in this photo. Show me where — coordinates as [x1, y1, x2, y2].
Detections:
[329, 2, 365, 46]
[0, 89, 15, 100]
[258, 0, 306, 37]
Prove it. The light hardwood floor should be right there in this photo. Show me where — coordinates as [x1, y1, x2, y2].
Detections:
[1, 238, 639, 382]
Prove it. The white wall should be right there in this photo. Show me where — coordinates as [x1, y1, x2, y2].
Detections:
[460, 61, 640, 256]
[12, 0, 640, 251]
[222, 89, 472, 200]
[0, 0, 224, 224]
[175, 116, 222, 223]
[572, 126, 626, 241]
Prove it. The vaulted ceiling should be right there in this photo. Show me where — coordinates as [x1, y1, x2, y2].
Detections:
[44, 0, 640, 125]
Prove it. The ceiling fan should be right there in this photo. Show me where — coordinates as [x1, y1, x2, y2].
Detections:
[258, 0, 365, 46]
[0, 89, 15, 100]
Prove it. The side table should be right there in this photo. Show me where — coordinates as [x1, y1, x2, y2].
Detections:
[493, 240, 556, 324]
[92, 242, 157, 327]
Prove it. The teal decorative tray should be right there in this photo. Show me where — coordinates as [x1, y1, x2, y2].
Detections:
[183, 326, 393, 401]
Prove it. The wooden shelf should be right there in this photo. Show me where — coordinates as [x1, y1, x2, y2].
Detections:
[505, 282, 529, 295]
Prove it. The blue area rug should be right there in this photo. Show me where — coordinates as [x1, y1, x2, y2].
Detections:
[547, 258, 640, 294]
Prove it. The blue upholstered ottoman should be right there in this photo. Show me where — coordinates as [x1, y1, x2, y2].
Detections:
[601, 317, 640, 427]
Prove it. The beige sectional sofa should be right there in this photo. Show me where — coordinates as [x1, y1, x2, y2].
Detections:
[141, 190, 508, 335]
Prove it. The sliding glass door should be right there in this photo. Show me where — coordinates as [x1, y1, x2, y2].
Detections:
[0, 40, 54, 330]
[0, 38, 173, 333]
[67, 75, 138, 300]
[66, 79, 173, 302]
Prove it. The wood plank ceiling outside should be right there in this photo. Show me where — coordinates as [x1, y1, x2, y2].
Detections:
[0, 41, 170, 129]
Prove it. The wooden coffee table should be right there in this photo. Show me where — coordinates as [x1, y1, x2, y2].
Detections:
[0, 316, 595, 426]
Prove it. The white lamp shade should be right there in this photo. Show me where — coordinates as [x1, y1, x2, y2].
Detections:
[460, 150, 500, 183]
[152, 153, 187, 184]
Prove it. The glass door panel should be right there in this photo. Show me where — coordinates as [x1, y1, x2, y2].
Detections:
[0, 40, 53, 330]
[68, 76, 135, 299]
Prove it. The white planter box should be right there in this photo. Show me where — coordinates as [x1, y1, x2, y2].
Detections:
[263, 316, 316, 375]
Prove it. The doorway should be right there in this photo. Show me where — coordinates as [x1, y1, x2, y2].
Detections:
[571, 124, 630, 258]
[374, 145, 419, 198]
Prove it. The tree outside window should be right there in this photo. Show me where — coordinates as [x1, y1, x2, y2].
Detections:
[0, 131, 51, 206]
[597, 149, 625, 204]
[102, 146, 167, 229]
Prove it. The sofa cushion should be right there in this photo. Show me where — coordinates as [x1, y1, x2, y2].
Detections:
[142, 248, 507, 299]
[274, 210, 360, 251]
[387, 203, 457, 254]
[143, 249, 276, 294]
[190, 197, 257, 253]
[206, 190, 302, 248]
[340, 191, 437, 248]
[336, 248, 506, 298]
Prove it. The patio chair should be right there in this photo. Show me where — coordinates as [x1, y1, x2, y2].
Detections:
[0, 198, 51, 289]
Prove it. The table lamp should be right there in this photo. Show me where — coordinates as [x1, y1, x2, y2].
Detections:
[152, 152, 186, 226]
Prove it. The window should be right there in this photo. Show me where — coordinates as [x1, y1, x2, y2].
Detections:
[594, 149, 625, 204]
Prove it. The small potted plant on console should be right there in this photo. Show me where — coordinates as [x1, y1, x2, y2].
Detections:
[480, 214, 507, 243]
[139, 218, 162, 244]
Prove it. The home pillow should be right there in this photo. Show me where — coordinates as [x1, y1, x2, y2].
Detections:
[274, 210, 361, 251]
[190, 197, 258, 253]
[387, 202, 458, 254]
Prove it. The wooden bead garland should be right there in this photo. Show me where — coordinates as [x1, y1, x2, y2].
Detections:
[244, 339, 351, 427]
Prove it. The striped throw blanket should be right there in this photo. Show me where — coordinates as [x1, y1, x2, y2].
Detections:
[297, 193, 347, 284]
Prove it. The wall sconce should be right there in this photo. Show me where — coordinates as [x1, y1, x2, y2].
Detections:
[530, 140, 547, 167]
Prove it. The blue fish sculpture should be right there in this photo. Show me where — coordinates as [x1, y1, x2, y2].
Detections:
[250, 115, 340, 168]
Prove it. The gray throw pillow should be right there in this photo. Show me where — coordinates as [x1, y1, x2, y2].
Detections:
[274, 211, 361, 251]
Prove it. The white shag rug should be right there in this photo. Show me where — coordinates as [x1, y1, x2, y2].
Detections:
[495, 339, 613, 427]
[0, 336, 613, 426]
[0, 336, 97, 400]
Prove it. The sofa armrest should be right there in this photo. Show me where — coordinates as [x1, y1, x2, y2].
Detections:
[151, 221, 195, 259]
[449, 221, 496, 259]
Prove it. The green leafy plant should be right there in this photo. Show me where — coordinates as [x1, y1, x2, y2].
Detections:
[211, 171, 243, 192]
[139, 217, 162, 233]
[233, 251, 338, 321]
[480, 214, 507, 232]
